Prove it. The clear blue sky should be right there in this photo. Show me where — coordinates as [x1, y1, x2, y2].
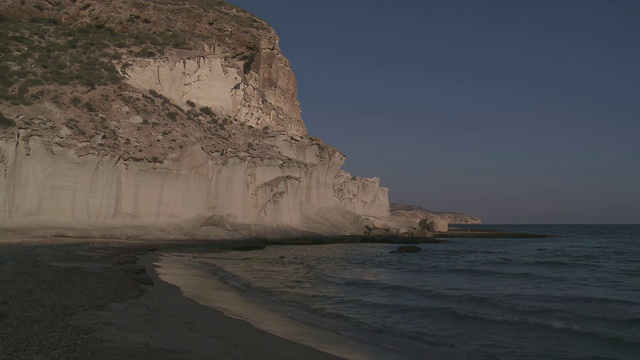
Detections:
[228, 0, 640, 224]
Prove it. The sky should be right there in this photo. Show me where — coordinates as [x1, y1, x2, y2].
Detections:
[228, 0, 640, 224]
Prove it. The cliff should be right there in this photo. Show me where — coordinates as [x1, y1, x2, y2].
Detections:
[0, 0, 389, 238]
[0, 135, 387, 237]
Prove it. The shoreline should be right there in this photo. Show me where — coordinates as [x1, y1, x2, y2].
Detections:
[0, 236, 346, 359]
[82, 247, 349, 360]
[0, 225, 554, 247]
[0, 228, 552, 359]
[155, 252, 412, 360]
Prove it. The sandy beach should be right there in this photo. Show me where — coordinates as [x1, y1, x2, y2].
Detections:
[0, 233, 343, 360]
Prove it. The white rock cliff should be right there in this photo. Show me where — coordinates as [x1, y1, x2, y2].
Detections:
[0, 0, 393, 238]
[0, 136, 388, 237]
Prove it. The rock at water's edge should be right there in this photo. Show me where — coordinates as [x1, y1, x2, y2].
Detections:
[413, 228, 434, 238]
[427, 219, 449, 233]
[390, 245, 422, 254]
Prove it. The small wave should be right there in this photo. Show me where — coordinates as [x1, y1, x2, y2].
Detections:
[521, 259, 601, 268]
[313, 271, 353, 285]
[439, 306, 640, 344]
[185, 230, 640, 359]
[283, 301, 452, 350]
[625, 318, 640, 325]
[539, 294, 639, 307]
[200, 256, 639, 321]
[440, 267, 564, 281]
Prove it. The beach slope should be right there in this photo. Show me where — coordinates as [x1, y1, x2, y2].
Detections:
[0, 235, 341, 360]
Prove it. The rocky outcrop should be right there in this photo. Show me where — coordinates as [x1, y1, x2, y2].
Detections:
[413, 228, 434, 238]
[391, 202, 481, 227]
[426, 219, 448, 233]
[125, 49, 305, 137]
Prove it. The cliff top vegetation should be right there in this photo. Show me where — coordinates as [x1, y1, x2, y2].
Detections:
[0, 0, 292, 162]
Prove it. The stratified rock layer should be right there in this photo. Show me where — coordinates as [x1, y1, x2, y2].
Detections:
[0, 135, 388, 236]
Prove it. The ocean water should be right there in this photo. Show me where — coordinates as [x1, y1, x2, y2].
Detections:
[191, 225, 640, 359]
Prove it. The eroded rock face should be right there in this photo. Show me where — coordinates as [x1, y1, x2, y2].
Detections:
[244, 46, 305, 136]
[0, 136, 387, 235]
[125, 49, 306, 137]
[125, 55, 243, 121]
[427, 219, 449, 233]
[334, 171, 390, 219]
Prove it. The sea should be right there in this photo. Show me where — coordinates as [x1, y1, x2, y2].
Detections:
[170, 225, 640, 360]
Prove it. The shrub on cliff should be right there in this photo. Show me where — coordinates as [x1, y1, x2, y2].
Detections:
[0, 112, 16, 128]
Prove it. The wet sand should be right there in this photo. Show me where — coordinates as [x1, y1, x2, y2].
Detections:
[0, 234, 342, 360]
